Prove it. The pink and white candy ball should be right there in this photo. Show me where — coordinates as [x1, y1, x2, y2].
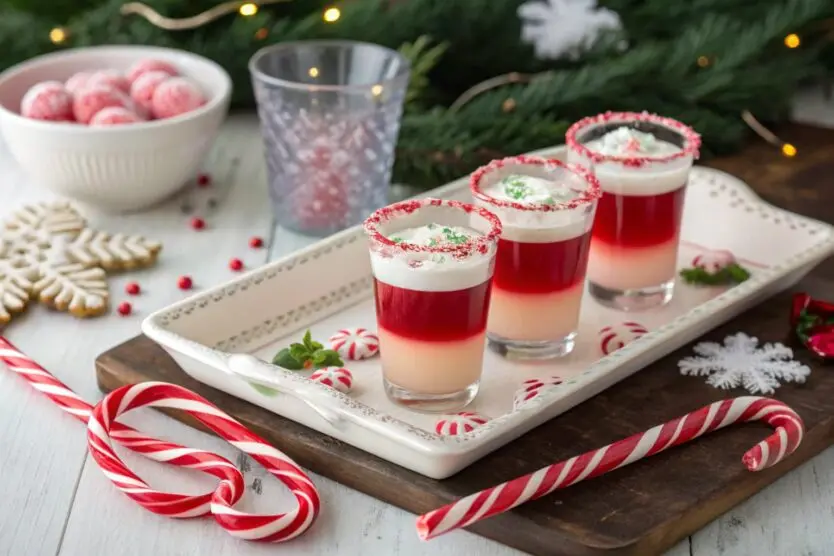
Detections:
[19, 57, 206, 126]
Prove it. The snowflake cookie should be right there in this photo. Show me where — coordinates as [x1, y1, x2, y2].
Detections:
[310, 366, 353, 394]
[0, 202, 161, 322]
[599, 321, 649, 355]
[678, 332, 811, 395]
[434, 412, 489, 436]
[329, 327, 379, 360]
[513, 376, 563, 410]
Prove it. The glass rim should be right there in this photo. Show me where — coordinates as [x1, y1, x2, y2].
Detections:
[469, 155, 601, 212]
[565, 111, 702, 168]
[248, 39, 411, 93]
[363, 198, 502, 257]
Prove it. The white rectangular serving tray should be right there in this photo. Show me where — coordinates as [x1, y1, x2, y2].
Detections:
[143, 145, 834, 479]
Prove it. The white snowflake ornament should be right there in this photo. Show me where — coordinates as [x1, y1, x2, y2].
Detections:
[679, 333, 810, 395]
[518, 0, 623, 60]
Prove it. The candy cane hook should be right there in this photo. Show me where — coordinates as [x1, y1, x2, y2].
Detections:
[416, 396, 804, 541]
[0, 336, 321, 541]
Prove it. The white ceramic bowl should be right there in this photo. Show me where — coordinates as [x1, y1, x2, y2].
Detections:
[0, 45, 232, 213]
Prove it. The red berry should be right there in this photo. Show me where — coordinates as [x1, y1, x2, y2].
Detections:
[190, 217, 205, 230]
[197, 173, 211, 187]
[178, 276, 193, 290]
[117, 302, 132, 316]
[229, 258, 244, 271]
[249, 236, 264, 248]
[125, 282, 140, 295]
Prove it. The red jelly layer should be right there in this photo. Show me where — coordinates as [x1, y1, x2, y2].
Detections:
[493, 233, 592, 294]
[592, 186, 686, 248]
[373, 278, 491, 342]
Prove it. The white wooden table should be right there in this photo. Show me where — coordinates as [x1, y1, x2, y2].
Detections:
[2, 99, 834, 556]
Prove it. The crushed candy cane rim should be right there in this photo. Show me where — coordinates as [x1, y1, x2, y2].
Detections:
[363, 198, 502, 257]
[566, 111, 702, 168]
[469, 155, 601, 212]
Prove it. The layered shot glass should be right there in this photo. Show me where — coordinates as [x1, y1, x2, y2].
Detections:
[566, 112, 701, 310]
[470, 155, 600, 359]
[363, 198, 502, 412]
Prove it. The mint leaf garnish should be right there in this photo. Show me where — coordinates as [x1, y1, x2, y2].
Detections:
[680, 263, 751, 286]
[273, 329, 345, 371]
[272, 348, 303, 370]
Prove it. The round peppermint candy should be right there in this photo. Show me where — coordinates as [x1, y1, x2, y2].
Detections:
[329, 328, 380, 360]
[692, 249, 737, 274]
[513, 377, 563, 410]
[310, 366, 353, 394]
[599, 321, 648, 355]
[434, 412, 489, 436]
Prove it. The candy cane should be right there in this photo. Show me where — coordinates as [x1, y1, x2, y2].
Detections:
[0, 337, 320, 541]
[416, 396, 804, 541]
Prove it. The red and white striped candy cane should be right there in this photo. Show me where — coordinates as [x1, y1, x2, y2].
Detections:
[0, 337, 320, 541]
[416, 396, 804, 540]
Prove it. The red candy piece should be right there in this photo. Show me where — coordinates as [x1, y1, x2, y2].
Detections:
[117, 302, 132, 316]
[73, 85, 132, 125]
[197, 173, 211, 186]
[129, 70, 171, 115]
[21, 81, 74, 122]
[249, 236, 264, 248]
[125, 282, 141, 295]
[229, 258, 244, 271]
[89, 107, 144, 126]
[87, 70, 131, 94]
[190, 217, 206, 230]
[178, 276, 193, 290]
[65, 71, 94, 95]
[151, 77, 206, 119]
[126, 59, 179, 84]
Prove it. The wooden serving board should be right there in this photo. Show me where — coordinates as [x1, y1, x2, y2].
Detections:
[96, 124, 834, 556]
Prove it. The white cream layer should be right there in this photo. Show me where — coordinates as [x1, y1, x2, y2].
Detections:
[371, 224, 493, 292]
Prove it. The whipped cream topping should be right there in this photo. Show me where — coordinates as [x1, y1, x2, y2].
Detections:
[586, 127, 681, 158]
[388, 223, 478, 250]
[373, 223, 492, 290]
[483, 174, 580, 206]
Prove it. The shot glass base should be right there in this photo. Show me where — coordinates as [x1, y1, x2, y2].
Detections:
[487, 332, 576, 360]
[383, 377, 479, 413]
[589, 279, 674, 312]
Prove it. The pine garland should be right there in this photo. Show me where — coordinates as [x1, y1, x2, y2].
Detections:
[0, 0, 832, 188]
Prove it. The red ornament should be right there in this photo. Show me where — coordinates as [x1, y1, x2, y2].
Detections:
[229, 258, 244, 271]
[249, 236, 264, 248]
[125, 282, 141, 295]
[178, 276, 193, 290]
[792, 292, 834, 359]
[197, 173, 211, 187]
[190, 217, 205, 230]
[117, 302, 132, 316]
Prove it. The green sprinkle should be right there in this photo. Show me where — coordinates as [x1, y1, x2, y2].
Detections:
[390, 236, 403, 243]
[502, 175, 533, 200]
[542, 197, 555, 205]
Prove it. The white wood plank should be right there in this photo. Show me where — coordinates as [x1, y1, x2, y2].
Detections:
[691, 447, 834, 556]
[0, 142, 94, 556]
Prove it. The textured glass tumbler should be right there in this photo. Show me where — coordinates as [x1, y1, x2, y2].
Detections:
[249, 41, 410, 236]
